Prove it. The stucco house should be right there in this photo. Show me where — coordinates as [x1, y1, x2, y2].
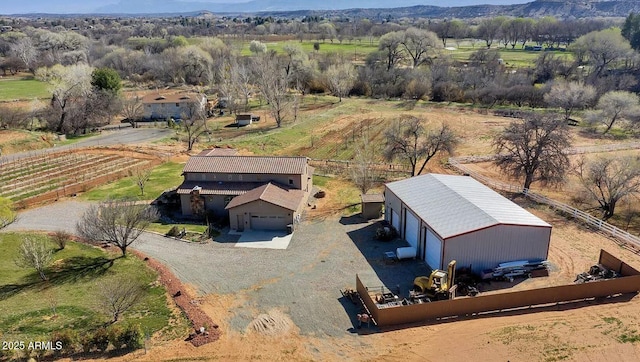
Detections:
[384, 174, 551, 273]
[177, 151, 313, 231]
[141, 93, 206, 120]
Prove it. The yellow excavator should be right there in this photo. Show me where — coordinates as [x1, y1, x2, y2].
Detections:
[412, 260, 456, 301]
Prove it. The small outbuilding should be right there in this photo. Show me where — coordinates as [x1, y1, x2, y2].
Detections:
[384, 174, 552, 273]
[361, 193, 384, 219]
[236, 114, 253, 126]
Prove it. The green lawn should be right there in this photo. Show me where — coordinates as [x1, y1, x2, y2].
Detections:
[81, 161, 185, 201]
[0, 232, 188, 351]
[0, 77, 50, 101]
[447, 45, 574, 68]
[232, 38, 379, 58]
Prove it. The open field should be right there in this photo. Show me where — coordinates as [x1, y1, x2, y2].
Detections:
[0, 232, 189, 357]
[0, 76, 49, 101]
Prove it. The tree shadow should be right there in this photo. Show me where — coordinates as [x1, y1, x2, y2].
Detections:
[0, 256, 115, 301]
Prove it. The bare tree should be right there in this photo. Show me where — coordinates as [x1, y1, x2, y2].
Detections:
[544, 81, 596, 122]
[76, 199, 159, 256]
[384, 116, 458, 177]
[15, 237, 53, 280]
[494, 113, 571, 190]
[132, 167, 153, 196]
[378, 31, 404, 71]
[98, 276, 145, 323]
[324, 62, 356, 102]
[351, 128, 379, 194]
[51, 230, 71, 250]
[577, 156, 640, 220]
[181, 98, 208, 151]
[586, 90, 640, 134]
[121, 96, 143, 126]
[252, 52, 291, 127]
[401, 27, 439, 68]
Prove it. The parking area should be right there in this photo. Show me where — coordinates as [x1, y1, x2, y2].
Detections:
[134, 215, 426, 336]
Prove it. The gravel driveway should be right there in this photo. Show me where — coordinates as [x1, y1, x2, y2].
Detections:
[2, 201, 426, 337]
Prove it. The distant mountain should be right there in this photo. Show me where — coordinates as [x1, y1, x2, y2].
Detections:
[2, 0, 639, 18]
[1, 0, 531, 15]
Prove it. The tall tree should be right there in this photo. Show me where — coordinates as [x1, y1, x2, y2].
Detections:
[324, 62, 356, 102]
[494, 113, 571, 190]
[477, 17, 506, 49]
[587, 90, 640, 134]
[570, 29, 632, 77]
[181, 96, 208, 151]
[351, 126, 380, 194]
[401, 27, 439, 68]
[544, 81, 596, 122]
[384, 116, 458, 177]
[251, 52, 291, 127]
[622, 12, 640, 51]
[36, 63, 93, 134]
[378, 31, 404, 71]
[577, 156, 640, 220]
[91, 67, 122, 94]
[76, 199, 159, 256]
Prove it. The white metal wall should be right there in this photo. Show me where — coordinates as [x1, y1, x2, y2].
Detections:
[444, 224, 551, 273]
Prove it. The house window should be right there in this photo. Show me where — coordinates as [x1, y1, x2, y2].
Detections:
[176, 103, 180, 107]
[288, 179, 294, 185]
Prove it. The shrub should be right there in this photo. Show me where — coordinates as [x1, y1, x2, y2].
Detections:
[108, 324, 126, 350]
[79, 333, 93, 353]
[51, 230, 71, 250]
[92, 327, 110, 352]
[51, 328, 79, 354]
[375, 226, 397, 241]
[165, 225, 180, 237]
[121, 324, 145, 350]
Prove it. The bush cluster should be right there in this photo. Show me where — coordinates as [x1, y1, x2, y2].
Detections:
[50, 324, 144, 356]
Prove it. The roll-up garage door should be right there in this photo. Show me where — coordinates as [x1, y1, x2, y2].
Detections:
[391, 209, 401, 232]
[404, 210, 419, 248]
[426, 229, 442, 270]
[250, 215, 288, 230]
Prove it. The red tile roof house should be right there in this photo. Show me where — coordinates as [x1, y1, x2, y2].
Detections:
[177, 151, 313, 231]
[141, 93, 206, 120]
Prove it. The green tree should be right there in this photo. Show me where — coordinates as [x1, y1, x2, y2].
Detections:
[0, 196, 16, 229]
[622, 12, 640, 51]
[91, 67, 122, 94]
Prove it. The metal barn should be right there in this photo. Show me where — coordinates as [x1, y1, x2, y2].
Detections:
[384, 174, 552, 273]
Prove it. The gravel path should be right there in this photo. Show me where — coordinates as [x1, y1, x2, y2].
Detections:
[2, 201, 425, 336]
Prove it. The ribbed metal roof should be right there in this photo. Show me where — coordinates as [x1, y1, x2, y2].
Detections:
[225, 182, 304, 211]
[183, 156, 308, 174]
[176, 181, 265, 195]
[385, 174, 551, 239]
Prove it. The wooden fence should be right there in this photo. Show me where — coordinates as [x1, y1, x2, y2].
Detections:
[448, 158, 640, 251]
[358, 250, 640, 327]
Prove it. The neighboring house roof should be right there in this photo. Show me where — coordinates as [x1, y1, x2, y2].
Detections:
[176, 181, 266, 196]
[141, 93, 204, 104]
[183, 156, 309, 175]
[385, 174, 551, 239]
[196, 148, 239, 157]
[225, 182, 305, 211]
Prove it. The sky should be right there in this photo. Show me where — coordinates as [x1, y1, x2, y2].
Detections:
[0, 0, 532, 15]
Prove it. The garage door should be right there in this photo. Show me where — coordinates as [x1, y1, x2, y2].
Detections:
[250, 215, 288, 230]
[404, 210, 419, 248]
[391, 209, 400, 232]
[426, 229, 443, 270]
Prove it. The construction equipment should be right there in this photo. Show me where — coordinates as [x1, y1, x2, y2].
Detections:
[412, 260, 456, 301]
[575, 264, 618, 284]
